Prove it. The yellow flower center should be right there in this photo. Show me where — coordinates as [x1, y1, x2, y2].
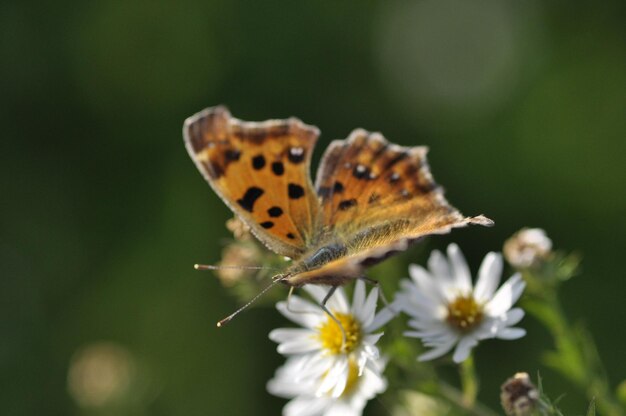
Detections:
[318, 312, 362, 354]
[446, 295, 484, 332]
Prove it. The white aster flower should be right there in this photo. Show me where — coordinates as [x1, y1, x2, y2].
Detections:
[269, 280, 394, 398]
[397, 243, 526, 363]
[267, 355, 387, 416]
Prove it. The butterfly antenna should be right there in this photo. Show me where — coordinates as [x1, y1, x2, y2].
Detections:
[216, 274, 288, 328]
[194, 264, 279, 271]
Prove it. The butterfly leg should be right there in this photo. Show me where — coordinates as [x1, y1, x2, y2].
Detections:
[358, 276, 398, 315]
[318, 286, 348, 351]
[285, 286, 326, 316]
[285, 286, 302, 314]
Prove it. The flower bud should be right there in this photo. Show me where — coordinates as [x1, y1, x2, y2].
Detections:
[216, 242, 261, 286]
[504, 228, 552, 269]
[226, 217, 251, 240]
[500, 372, 539, 416]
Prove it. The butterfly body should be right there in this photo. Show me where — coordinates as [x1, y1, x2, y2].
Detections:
[184, 106, 492, 289]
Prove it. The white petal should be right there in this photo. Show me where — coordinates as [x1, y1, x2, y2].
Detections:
[447, 243, 472, 293]
[362, 342, 381, 361]
[364, 303, 398, 332]
[301, 354, 335, 378]
[472, 318, 499, 339]
[485, 273, 525, 316]
[327, 286, 349, 313]
[331, 366, 349, 398]
[428, 249, 452, 281]
[452, 336, 479, 363]
[267, 360, 311, 398]
[504, 308, 525, 326]
[276, 298, 324, 328]
[406, 323, 448, 339]
[363, 356, 386, 376]
[496, 327, 527, 340]
[418, 337, 456, 361]
[269, 328, 316, 343]
[358, 286, 379, 327]
[474, 252, 502, 302]
[303, 284, 328, 303]
[284, 397, 327, 416]
[327, 403, 361, 416]
[351, 279, 366, 317]
[396, 280, 443, 318]
[363, 332, 384, 348]
[408, 264, 444, 302]
[276, 337, 320, 355]
[317, 357, 348, 397]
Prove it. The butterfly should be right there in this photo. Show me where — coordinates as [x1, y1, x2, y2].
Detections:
[183, 106, 492, 325]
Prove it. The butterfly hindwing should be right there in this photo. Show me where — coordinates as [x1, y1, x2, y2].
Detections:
[184, 106, 320, 258]
[291, 128, 493, 285]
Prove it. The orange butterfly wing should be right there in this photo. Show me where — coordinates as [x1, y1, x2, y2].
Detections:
[312, 129, 491, 271]
[184, 106, 320, 259]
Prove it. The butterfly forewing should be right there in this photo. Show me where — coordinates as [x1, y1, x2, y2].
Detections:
[184, 106, 320, 259]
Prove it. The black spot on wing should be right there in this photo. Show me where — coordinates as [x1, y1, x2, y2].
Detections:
[237, 187, 264, 212]
[288, 147, 305, 163]
[338, 199, 357, 210]
[288, 183, 304, 199]
[286, 233, 296, 239]
[225, 149, 241, 161]
[268, 206, 283, 217]
[352, 164, 371, 179]
[260, 221, 274, 229]
[333, 181, 344, 193]
[417, 181, 438, 194]
[201, 160, 223, 179]
[252, 155, 266, 170]
[384, 151, 408, 169]
[271, 161, 285, 176]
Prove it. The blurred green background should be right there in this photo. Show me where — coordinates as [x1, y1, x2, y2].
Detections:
[2, 0, 625, 414]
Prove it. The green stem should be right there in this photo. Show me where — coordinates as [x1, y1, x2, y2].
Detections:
[525, 287, 623, 416]
[460, 354, 479, 408]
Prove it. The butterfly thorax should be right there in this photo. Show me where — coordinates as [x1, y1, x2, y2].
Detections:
[284, 242, 362, 287]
